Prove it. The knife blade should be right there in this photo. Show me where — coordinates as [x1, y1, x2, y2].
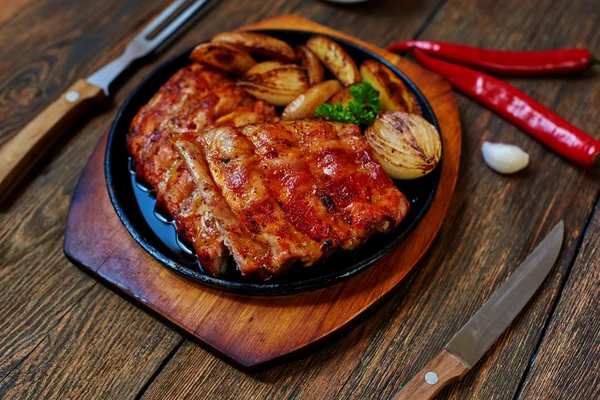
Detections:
[0, 0, 210, 205]
[393, 220, 564, 400]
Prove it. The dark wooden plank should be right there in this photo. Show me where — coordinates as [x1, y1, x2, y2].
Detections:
[0, 0, 446, 394]
[518, 200, 600, 399]
[0, 284, 182, 399]
[403, 1, 600, 398]
[2, 0, 597, 399]
[63, 15, 461, 368]
[0, 0, 33, 24]
[0, 0, 175, 381]
[139, 0, 600, 399]
[0, 0, 171, 146]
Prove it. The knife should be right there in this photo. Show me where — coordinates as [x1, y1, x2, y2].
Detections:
[0, 0, 210, 205]
[393, 220, 564, 400]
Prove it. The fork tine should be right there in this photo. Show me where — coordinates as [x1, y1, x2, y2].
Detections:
[146, 0, 209, 48]
[136, 0, 188, 40]
[86, 0, 210, 94]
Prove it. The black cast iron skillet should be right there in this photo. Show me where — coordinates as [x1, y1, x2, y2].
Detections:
[105, 29, 442, 296]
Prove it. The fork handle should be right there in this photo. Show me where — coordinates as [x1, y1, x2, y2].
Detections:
[0, 79, 105, 204]
[393, 349, 470, 400]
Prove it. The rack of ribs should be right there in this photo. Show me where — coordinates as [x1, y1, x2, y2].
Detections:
[127, 63, 276, 275]
[128, 64, 409, 279]
[176, 127, 322, 278]
[174, 121, 410, 278]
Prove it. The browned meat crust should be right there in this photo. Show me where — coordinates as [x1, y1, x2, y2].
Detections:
[128, 65, 409, 280]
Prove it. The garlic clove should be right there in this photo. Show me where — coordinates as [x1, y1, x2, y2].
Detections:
[482, 142, 529, 174]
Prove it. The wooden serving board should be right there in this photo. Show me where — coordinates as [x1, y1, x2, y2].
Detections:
[64, 15, 461, 368]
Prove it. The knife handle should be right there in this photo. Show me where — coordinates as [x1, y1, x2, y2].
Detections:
[0, 79, 105, 204]
[393, 349, 470, 400]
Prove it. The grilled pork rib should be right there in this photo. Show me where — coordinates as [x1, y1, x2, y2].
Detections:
[283, 121, 409, 239]
[176, 127, 323, 278]
[239, 123, 357, 252]
[128, 65, 409, 279]
[174, 122, 410, 278]
[127, 63, 276, 274]
[175, 137, 273, 278]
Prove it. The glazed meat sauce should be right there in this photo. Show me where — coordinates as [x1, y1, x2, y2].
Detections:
[128, 64, 409, 279]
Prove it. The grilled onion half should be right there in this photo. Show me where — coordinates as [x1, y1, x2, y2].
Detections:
[366, 111, 441, 180]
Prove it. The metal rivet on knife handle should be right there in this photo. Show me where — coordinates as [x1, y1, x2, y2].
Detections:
[393, 350, 469, 400]
[424, 372, 439, 385]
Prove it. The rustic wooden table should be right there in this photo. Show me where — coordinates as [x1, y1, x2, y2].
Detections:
[1, 0, 599, 399]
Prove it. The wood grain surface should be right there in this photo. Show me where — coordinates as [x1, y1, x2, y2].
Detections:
[62, 15, 461, 368]
[0, 0, 599, 399]
[0, 79, 105, 204]
[518, 203, 600, 400]
[393, 350, 470, 400]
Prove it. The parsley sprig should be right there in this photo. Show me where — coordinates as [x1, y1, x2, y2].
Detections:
[315, 82, 381, 127]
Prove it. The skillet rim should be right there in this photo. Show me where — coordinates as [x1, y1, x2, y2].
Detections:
[105, 29, 442, 296]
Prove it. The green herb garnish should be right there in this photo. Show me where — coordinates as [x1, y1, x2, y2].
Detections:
[315, 81, 381, 127]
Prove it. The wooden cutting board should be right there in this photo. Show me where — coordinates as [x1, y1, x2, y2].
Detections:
[64, 15, 461, 368]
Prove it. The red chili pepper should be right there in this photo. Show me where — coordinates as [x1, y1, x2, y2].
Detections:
[388, 40, 597, 76]
[412, 49, 600, 167]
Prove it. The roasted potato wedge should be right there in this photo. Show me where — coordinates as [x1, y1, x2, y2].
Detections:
[190, 42, 256, 75]
[281, 80, 342, 120]
[306, 36, 360, 86]
[238, 64, 309, 106]
[327, 85, 354, 107]
[212, 31, 297, 63]
[296, 45, 325, 86]
[360, 60, 421, 115]
[244, 61, 283, 76]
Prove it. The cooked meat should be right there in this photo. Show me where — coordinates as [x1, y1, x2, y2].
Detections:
[175, 137, 273, 278]
[175, 121, 409, 278]
[283, 121, 409, 240]
[128, 64, 409, 280]
[127, 63, 276, 274]
[199, 126, 322, 276]
[331, 122, 410, 228]
[239, 123, 357, 252]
